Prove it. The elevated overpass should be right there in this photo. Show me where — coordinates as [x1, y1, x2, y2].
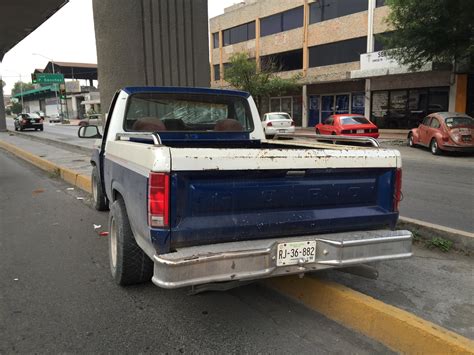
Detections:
[0, 0, 68, 131]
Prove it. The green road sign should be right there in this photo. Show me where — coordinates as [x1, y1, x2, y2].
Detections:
[33, 73, 65, 84]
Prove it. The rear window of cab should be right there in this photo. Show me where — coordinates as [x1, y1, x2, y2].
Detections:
[123, 93, 254, 133]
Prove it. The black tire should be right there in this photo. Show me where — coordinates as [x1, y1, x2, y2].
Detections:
[266, 135, 274, 139]
[14, 125, 18, 131]
[92, 166, 108, 211]
[407, 133, 415, 148]
[430, 138, 441, 155]
[19, 126, 24, 131]
[109, 197, 153, 286]
[316, 129, 320, 135]
[39, 126, 44, 131]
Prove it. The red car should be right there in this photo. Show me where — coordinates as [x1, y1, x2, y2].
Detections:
[315, 114, 379, 138]
[408, 112, 474, 155]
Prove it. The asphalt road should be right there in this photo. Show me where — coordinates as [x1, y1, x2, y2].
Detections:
[386, 144, 474, 232]
[0, 150, 389, 354]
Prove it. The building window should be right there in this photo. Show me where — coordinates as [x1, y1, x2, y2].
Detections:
[309, 37, 367, 67]
[222, 21, 255, 46]
[376, 0, 386, 7]
[212, 32, 219, 49]
[222, 62, 231, 79]
[260, 6, 304, 37]
[213, 64, 220, 81]
[370, 87, 449, 129]
[309, 0, 368, 24]
[260, 49, 303, 72]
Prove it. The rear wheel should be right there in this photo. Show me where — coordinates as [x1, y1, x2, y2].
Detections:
[315, 129, 320, 135]
[39, 126, 44, 131]
[408, 133, 415, 148]
[430, 138, 441, 155]
[14, 125, 18, 131]
[109, 197, 153, 286]
[92, 166, 108, 211]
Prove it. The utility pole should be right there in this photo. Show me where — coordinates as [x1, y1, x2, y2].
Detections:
[0, 72, 6, 132]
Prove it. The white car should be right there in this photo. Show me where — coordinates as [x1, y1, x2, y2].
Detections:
[261, 112, 295, 138]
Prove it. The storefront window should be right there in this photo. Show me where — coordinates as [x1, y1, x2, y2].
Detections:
[351, 92, 365, 115]
[371, 87, 449, 129]
[428, 87, 449, 114]
[371, 91, 389, 127]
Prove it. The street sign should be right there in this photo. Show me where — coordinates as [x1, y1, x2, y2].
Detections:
[32, 73, 64, 84]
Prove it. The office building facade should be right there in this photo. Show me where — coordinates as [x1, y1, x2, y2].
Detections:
[209, 0, 471, 128]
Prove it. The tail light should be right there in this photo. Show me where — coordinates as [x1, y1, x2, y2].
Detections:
[21, 119, 27, 124]
[393, 168, 402, 212]
[267, 122, 273, 127]
[148, 172, 170, 228]
[290, 121, 295, 126]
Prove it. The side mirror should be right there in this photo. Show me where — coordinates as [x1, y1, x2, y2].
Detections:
[78, 125, 102, 139]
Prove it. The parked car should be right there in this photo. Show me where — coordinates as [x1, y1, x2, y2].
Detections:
[14, 113, 44, 131]
[78, 86, 412, 290]
[408, 112, 474, 155]
[315, 114, 379, 138]
[261, 112, 295, 138]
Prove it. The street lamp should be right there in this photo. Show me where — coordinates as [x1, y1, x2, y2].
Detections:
[32, 52, 60, 119]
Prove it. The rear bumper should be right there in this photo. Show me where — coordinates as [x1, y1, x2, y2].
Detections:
[265, 126, 296, 135]
[152, 229, 412, 289]
[441, 144, 474, 152]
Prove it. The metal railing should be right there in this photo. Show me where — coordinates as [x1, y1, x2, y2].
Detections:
[115, 132, 162, 145]
[275, 133, 380, 148]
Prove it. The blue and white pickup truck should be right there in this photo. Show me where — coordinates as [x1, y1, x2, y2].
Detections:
[79, 86, 412, 289]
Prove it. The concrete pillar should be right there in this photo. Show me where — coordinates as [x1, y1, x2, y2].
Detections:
[92, 0, 210, 115]
[364, 79, 371, 119]
[449, 74, 468, 113]
[367, 0, 376, 53]
[0, 75, 6, 132]
[302, 84, 308, 127]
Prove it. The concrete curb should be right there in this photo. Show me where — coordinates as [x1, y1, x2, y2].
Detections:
[265, 276, 474, 354]
[2, 137, 473, 353]
[398, 216, 474, 252]
[10, 130, 94, 154]
[0, 140, 91, 194]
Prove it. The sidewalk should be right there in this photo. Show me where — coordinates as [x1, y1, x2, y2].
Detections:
[0, 132, 92, 177]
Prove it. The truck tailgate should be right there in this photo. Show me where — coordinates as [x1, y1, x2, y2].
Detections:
[167, 147, 400, 248]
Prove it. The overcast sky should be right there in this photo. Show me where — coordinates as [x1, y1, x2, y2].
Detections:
[0, 0, 239, 92]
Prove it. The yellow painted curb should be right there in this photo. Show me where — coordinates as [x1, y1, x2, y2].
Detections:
[265, 276, 474, 354]
[0, 140, 91, 193]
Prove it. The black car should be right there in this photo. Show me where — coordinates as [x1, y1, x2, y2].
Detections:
[14, 113, 44, 131]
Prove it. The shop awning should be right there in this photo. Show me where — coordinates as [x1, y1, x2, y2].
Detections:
[12, 85, 56, 99]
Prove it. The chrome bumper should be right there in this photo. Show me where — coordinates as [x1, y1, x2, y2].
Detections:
[152, 229, 412, 289]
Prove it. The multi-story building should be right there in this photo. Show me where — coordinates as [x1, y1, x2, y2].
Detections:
[209, 0, 472, 128]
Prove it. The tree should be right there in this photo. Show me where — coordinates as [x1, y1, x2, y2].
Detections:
[11, 81, 35, 96]
[224, 53, 301, 109]
[384, 0, 474, 70]
[1, 79, 5, 88]
[11, 102, 22, 115]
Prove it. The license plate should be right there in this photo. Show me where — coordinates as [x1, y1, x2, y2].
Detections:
[356, 129, 364, 133]
[278, 129, 286, 133]
[277, 241, 316, 266]
[462, 136, 471, 142]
